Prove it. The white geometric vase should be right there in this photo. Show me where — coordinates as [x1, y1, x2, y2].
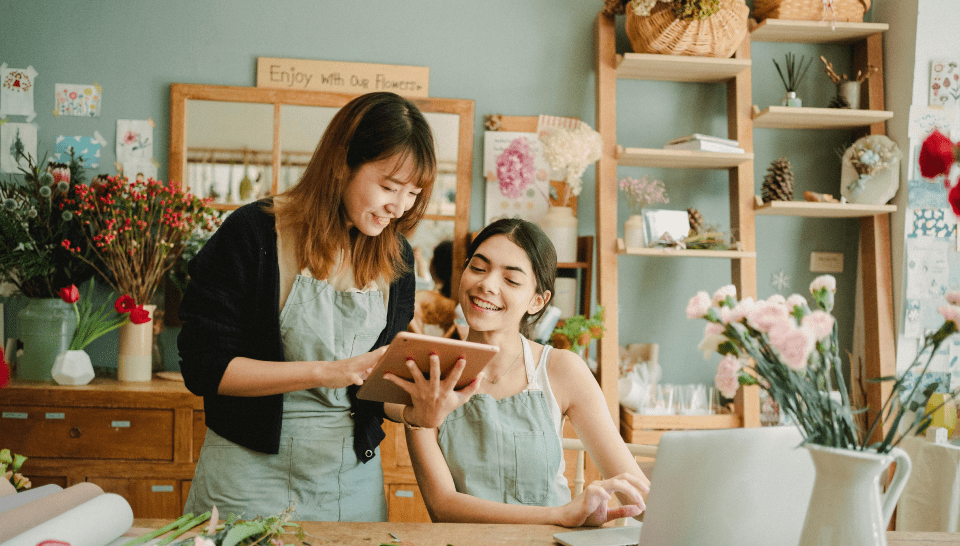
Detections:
[51, 349, 95, 386]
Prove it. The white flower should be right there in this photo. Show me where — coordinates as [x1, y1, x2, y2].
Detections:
[810, 275, 836, 294]
[939, 304, 960, 328]
[699, 334, 727, 359]
[715, 354, 742, 398]
[801, 310, 834, 341]
[769, 323, 815, 370]
[686, 291, 711, 319]
[712, 285, 737, 306]
[746, 300, 791, 333]
[786, 294, 808, 310]
[721, 297, 755, 324]
[766, 294, 786, 306]
[538, 123, 602, 198]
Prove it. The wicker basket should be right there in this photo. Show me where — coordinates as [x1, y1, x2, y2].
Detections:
[625, 0, 749, 58]
[753, 0, 870, 22]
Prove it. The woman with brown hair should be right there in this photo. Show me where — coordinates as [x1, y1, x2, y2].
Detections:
[178, 92, 479, 521]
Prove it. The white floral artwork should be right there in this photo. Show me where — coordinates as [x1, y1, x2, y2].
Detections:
[54, 83, 101, 117]
[929, 59, 960, 108]
[0, 64, 38, 122]
[0, 122, 37, 173]
[116, 119, 153, 164]
[483, 131, 551, 225]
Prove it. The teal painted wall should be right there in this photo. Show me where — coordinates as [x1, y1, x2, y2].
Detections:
[1, 0, 877, 387]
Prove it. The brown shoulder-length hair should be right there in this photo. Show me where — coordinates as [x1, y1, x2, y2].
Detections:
[271, 92, 436, 286]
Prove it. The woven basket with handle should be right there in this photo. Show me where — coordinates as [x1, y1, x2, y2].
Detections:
[753, 0, 870, 22]
[625, 0, 749, 58]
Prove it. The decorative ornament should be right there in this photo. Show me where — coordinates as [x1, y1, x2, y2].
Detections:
[771, 270, 791, 292]
[803, 191, 840, 203]
[687, 208, 704, 235]
[483, 114, 502, 132]
[761, 157, 795, 203]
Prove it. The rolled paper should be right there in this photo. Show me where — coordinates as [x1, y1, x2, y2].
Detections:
[0, 482, 104, 542]
[0, 479, 15, 498]
[0, 484, 63, 513]
[2, 493, 133, 546]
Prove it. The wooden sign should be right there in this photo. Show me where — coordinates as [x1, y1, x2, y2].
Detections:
[256, 57, 429, 97]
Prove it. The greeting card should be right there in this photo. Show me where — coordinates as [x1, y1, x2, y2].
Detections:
[929, 59, 960, 108]
[55, 83, 102, 117]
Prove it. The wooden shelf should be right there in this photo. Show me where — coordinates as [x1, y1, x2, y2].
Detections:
[616, 145, 753, 169]
[755, 199, 896, 218]
[620, 406, 743, 444]
[617, 238, 756, 258]
[752, 106, 893, 129]
[750, 19, 889, 43]
[616, 52, 750, 82]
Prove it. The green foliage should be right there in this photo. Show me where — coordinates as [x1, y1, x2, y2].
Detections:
[673, 0, 721, 20]
[0, 145, 94, 297]
[551, 306, 605, 355]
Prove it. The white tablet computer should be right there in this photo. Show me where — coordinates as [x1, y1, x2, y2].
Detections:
[356, 331, 499, 405]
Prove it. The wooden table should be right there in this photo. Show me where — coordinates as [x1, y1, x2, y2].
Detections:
[131, 520, 960, 545]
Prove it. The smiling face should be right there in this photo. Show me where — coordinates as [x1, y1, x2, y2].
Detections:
[343, 154, 422, 237]
[459, 234, 549, 336]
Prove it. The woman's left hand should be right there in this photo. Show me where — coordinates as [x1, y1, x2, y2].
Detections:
[384, 354, 483, 428]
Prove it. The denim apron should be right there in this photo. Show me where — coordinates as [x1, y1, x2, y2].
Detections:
[436, 336, 571, 506]
[185, 273, 388, 521]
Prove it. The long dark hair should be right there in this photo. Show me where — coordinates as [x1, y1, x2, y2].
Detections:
[464, 218, 557, 337]
[272, 92, 436, 285]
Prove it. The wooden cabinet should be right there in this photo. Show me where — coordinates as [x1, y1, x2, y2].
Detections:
[749, 19, 896, 442]
[0, 379, 203, 519]
[593, 11, 761, 433]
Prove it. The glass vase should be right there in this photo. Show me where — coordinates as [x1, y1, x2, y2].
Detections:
[16, 298, 78, 381]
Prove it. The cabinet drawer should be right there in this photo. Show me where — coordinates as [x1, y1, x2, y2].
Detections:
[91, 477, 182, 519]
[0, 406, 174, 460]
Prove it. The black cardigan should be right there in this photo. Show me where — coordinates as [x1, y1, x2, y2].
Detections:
[177, 200, 415, 461]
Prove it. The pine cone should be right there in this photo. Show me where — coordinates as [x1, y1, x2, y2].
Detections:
[761, 158, 794, 203]
[827, 93, 851, 109]
[687, 208, 704, 235]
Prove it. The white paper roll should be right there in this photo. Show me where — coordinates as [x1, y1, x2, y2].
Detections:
[2, 493, 133, 546]
[0, 484, 63, 513]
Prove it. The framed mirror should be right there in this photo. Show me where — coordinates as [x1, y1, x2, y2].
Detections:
[169, 83, 475, 299]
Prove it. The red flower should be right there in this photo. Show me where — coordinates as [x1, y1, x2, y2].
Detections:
[114, 294, 137, 313]
[919, 130, 957, 179]
[129, 305, 151, 325]
[58, 285, 80, 304]
[0, 348, 9, 389]
[949, 182, 960, 217]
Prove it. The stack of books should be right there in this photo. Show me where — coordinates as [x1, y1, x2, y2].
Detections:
[664, 134, 744, 153]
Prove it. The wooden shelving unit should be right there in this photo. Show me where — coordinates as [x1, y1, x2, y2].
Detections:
[617, 238, 756, 259]
[616, 52, 751, 81]
[595, 12, 761, 436]
[750, 19, 889, 44]
[749, 20, 896, 443]
[616, 146, 753, 169]
[753, 105, 894, 129]
[755, 199, 896, 218]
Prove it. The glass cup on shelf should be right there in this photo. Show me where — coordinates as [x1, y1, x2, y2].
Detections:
[678, 383, 709, 415]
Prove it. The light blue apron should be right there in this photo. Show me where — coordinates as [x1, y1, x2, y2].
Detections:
[436, 340, 571, 506]
[185, 273, 388, 521]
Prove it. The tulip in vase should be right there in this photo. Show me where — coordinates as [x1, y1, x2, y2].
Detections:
[54, 281, 150, 385]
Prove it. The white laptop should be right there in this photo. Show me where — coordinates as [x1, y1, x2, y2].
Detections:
[555, 426, 815, 546]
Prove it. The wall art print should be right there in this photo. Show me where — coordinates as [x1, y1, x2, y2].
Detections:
[55, 83, 101, 117]
[0, 122, 37, 174]
[929, 59, 960, 108]
[0, 64, 38, 122]
[116, 119, 153, 165]
[482, 131, 551, 225]
[55, 133, 107, 168]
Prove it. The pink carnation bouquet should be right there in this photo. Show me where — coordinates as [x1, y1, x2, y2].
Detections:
[688, 276, 960, 454]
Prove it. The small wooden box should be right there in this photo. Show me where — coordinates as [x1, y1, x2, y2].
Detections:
[620, 406, 742, 445]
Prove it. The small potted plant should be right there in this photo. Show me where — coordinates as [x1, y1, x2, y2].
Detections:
[618, 175, 669, 249]
[550, 306, 605, 357]
[774, 52, 813, 107]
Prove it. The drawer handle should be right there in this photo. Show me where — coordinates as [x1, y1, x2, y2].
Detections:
[394, 490, 414, 498]
[69, 426, 81, 438]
